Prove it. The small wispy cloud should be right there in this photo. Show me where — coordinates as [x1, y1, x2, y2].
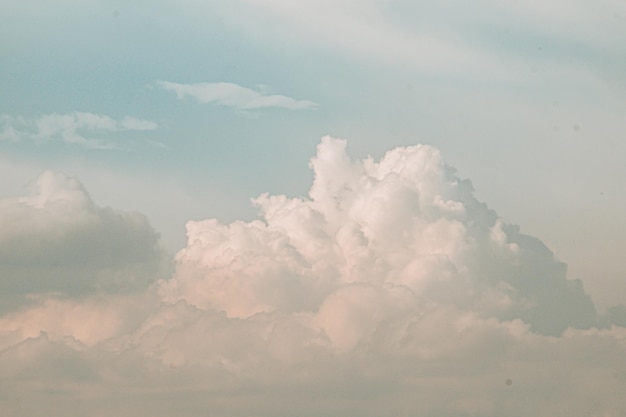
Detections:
[0, 112, 158, 149]
[156, 80, 318, 110]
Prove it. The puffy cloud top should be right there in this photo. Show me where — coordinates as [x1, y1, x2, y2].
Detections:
[162, 136, 596, 337]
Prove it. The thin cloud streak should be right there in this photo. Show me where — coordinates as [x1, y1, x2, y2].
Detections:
[0, 112, 158, 149]
[156, 80, 318, 110]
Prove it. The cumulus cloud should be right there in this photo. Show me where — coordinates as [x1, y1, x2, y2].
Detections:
[0, 112, 158, 148]
[156, 80, 318, 110]
[163, 136, 597, 335]
[0, 137, 625, 417]
[0, 170, 167, 312]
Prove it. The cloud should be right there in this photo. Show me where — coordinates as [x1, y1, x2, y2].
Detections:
[0, 170, 167, 312]
[0, 112, 158, 148]
[199, 0, 625, 83]
[156, 80, 318, 110]
[0, 137, 625, 416]
[163, 136, 597, 335]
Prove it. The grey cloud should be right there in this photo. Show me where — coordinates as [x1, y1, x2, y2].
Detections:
[605, 303, 626, 327]
[0, 171, 167, 312]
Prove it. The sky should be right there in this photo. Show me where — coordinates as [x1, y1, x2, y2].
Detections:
[1, 0, 626, 416]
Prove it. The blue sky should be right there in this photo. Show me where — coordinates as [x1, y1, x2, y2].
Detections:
[1, 1, 626, 415]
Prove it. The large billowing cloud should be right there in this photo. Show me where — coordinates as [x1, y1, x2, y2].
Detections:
[1, 137, 625, 416]
[163, 136, 596, 336]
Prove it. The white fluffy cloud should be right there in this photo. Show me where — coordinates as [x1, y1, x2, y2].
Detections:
[0, 112, 158, 148]
[163, 136, 596, 336]
[156, 80, 318, 110]
[0, 137, 625, 416]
